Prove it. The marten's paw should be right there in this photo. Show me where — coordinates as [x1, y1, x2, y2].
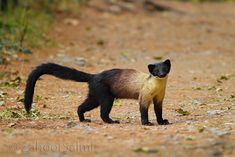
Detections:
[112, 120, 120, 124]
[158, 119, 169, 125]
[142, 121, 154, 126]
[102, 118, 120, 124]
[108, 119, 120, 124]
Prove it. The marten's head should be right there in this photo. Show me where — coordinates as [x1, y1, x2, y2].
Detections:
[148, 59, 171, 78]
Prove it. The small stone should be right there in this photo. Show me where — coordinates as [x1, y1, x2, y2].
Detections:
[192, 99, 206, 106]
[185, 136, 196, 141]
[216, 88, 223, 92]
[207, 110, 226, 116]
[7, 122, 16, 127]
[66, 121, 77, 128]
[0, 101, 5, 106]
[107, 135, 114, 140]
[208, 128, 229, 137]
[63, 18, 79, 26]
[0, 91, 7, 98]
[74, 57, 87, 67]
[21, 48, 33, 54]
[109, 5, 122, 13]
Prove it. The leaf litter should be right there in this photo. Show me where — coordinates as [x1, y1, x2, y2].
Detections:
[175, 108, 191, 116]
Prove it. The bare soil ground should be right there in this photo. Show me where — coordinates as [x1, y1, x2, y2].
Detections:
[0, 1, 235, 157]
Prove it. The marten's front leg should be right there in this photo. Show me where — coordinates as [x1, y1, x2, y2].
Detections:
[153, 97, 169, 125]
[139, 95, 153, 126]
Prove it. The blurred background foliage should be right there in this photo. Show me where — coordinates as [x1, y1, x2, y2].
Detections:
[172, 0, 235, 2]
[0, 0, 234, 64]
[0, 0, 88, 64]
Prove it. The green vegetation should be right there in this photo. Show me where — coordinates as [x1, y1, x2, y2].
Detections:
[0, 107, 74, 120]
[0, 2, 51, 57]
[0, 0, 88, 64]
[171, 0, 235, 2]
[0, 107, 40, 119]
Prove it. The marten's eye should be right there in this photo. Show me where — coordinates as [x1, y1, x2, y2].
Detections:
[153, 68, 159, 76]
[155, 68, 159, 73]
[162, 66, 168, 73]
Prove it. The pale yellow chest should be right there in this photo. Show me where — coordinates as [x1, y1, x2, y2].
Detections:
[139, 76, 167, 103]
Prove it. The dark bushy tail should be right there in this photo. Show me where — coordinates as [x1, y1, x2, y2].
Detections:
[24, 63, 93, 112]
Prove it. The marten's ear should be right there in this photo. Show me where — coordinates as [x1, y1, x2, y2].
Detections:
[148, 64, 155, 73]
[164, 59, 171, 68]
[164, 59, 171, 66]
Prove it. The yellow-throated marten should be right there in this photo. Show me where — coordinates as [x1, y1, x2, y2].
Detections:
[24, 59, 171, 125]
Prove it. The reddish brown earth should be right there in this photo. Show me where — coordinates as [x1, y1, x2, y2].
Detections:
[0, 1, 235, 157]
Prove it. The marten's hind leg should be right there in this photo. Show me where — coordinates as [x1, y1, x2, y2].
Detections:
[77, 96, 99, 122]
[99, 94, 119, 124]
